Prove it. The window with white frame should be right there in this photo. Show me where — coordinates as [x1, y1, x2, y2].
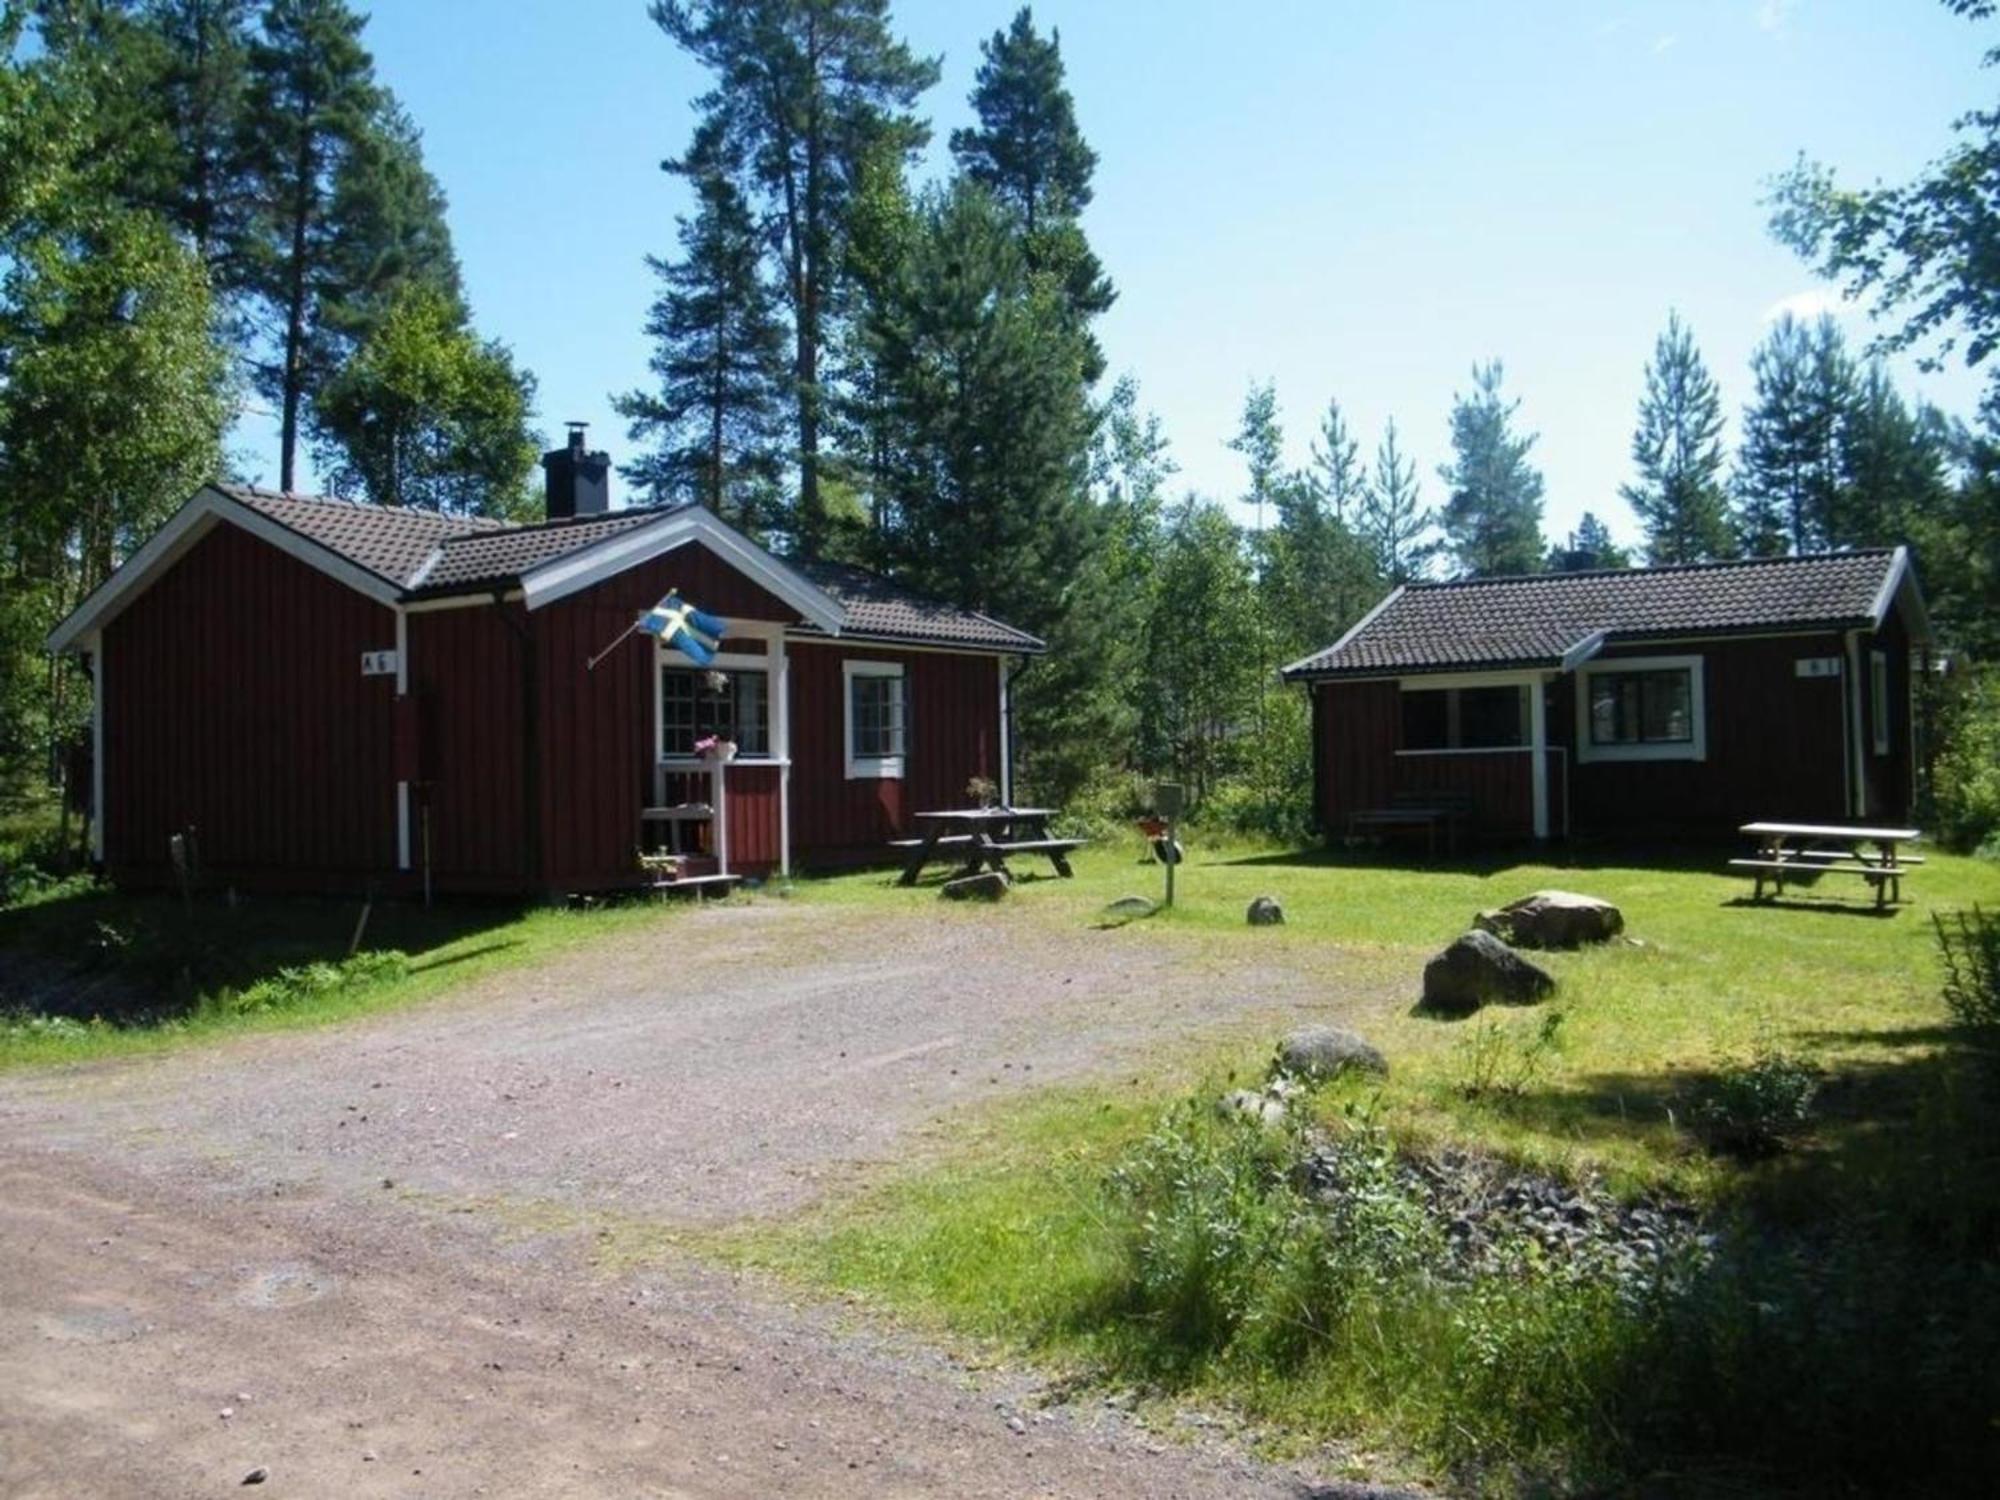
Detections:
[1575, 655, 1705, 762]
[844, 660, 906, 778]
[1871, 650, 1890, 757]
[659, 666, 769, 757]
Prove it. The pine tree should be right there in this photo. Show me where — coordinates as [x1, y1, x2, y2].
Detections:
[1357, 417, 1434, 583]
[1266, 397, 1380, 658]
[948, 6, 1111, 374]
[1623, 312, 1733, 563]
[239, 0, 381, 490]
[143, 1, 256, 278]
[615, 121, 788, 526]
[1840, 363, 1948, 547]
[1546, 512, 1631, 572]
[1735, 313, 1856, 555]
[864, 179, 1094, 634]
[1438, 360, 1546, 577]
[651, 0, 939, 559]
[1228, 380, 1284, 543]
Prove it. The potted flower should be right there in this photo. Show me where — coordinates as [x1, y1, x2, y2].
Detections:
[693, 733, 738, 764]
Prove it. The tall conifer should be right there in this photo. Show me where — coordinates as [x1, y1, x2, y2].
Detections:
[1438, 360, 1546, 577]
[1623, 312, 1732, 563]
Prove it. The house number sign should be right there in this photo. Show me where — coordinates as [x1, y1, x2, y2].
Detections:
[361, 650, 400, 677]
[1794, 657, 1842, 679]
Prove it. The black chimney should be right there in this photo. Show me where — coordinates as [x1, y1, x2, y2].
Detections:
[542, 422, 610, 520]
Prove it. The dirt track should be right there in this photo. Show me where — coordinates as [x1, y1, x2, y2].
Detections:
[0, 898, 1406, 1498]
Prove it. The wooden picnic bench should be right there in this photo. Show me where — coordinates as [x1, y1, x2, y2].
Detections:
[895, 807, 1086, 886]
[1348, 791, 1475, 856]
[1731, 821, 1922, 908]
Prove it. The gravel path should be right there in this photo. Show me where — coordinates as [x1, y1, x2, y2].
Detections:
[0, 896, 1411, 1498]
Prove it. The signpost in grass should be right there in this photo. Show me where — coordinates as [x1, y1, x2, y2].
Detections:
[1153, 781, 1184, 908]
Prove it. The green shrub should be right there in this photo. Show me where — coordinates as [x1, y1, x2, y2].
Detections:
[1929, 664, 2000, 854]
[1936, 905, 2000, 1034]
[201, 950, 409, 1018]
[1688, 1050, 1820, 1157]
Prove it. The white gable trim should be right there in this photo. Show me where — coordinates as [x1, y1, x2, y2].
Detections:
[47, 486, 401, 653]
[1281, 584, 1406, 678]
[517, 507, 845, 633]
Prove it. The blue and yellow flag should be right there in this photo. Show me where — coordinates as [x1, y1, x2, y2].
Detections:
[638, 592, 728, 666]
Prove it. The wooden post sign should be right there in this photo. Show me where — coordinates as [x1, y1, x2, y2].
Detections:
[1153, 781, 1184, 908]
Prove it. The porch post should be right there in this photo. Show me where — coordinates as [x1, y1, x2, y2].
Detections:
[775, 633, 792, 878]
[714, 761, 729, 875]
[1529, 677, 1549, 840]
[394, 606, 411, 871]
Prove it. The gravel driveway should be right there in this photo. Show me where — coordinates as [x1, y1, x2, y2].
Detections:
[0, 896, 1406, 1498]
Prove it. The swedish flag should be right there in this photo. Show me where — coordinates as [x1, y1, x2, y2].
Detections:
[638, 592, 728, 666]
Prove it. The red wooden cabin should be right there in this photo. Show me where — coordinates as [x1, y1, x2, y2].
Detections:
[48, 436, 1042, 896]
[1283, 550, 1930, 843]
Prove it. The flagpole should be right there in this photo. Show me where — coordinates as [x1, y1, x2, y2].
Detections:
[586, 616, 644, 672]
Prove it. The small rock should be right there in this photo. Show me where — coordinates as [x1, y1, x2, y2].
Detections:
[1103, 894, 1156, 920]
[241, 1468, 269, 1486]
[219, 1407, 234, 1420]
[1421, 929, 1556, 1013]
[1276, 1025, 1387, 1080]
[1007, 1415, 1027, 1434]
[362, 1451, 378, 1463]
[1245, 895, 1284, 926]
[941, 870, 1010, 902]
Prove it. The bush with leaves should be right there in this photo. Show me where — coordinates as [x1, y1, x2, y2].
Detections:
[1936, 905, 2000, 1034]
[1688, 1050, 1820, 1157]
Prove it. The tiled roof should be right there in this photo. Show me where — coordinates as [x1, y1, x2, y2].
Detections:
[415, 510, 661, 591]
[791, 560, 1046, 653]
[218, 483, 502, 586]
[1284, 550, 1905, 679]
[209, 487, 1039, 652]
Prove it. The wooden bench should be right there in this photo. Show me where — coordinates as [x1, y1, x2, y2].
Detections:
[1734, 821, 1921, 908]
[987, 837, 1085, 877]
[888, 834, 975, 849]
[1349, 792, 1475, 856]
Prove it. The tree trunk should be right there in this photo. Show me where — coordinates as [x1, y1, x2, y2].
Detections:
[278, 123, 316, 492]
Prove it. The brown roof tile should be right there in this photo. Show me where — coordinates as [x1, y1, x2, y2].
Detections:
[211, 487, 1039, 652]
[1284, 551, 1905, 678]
[790, 560, 1045, 653]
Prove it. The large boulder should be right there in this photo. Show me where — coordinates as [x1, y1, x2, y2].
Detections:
[1246, 895, 1285, 926]
[1276, 1025, 1388, 1080]
[941, 869, 1010, 901]
[1422, 930, 1556, 1013]
[1474, 890, 1624, 949]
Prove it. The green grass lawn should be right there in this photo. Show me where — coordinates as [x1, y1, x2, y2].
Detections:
[796, 836, 1998, 1197]
[736, 837, 2000, 1494]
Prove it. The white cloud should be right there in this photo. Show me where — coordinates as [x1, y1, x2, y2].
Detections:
[1756, 0, 1800, 35]
[1652, 33, 1678, 55]
[1763, 288, 1841, 323]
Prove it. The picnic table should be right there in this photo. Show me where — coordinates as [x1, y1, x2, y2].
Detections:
[1731, 821, 1924, 908]
[894, 807, 1086, 886]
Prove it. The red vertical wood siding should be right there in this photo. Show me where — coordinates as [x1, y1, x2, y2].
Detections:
[101, 523, 397, 887]
[1309, 680, 1398, 835]
[405, 602, 526, 889]
[532, 542, 799, 888]
[1564, 634, 1850, 834]
[787, 642, 1000, 867]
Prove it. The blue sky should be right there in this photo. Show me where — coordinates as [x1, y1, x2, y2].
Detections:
[240, 1, 1988, 547]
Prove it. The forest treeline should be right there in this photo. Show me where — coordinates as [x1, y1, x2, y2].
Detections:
[4, 1, 1999, 852]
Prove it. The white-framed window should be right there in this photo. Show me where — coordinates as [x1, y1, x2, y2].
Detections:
[1574, 654, 1706, 763]
[1871, 650, 1890, 757]
[659, 665, 770, 758]
[844, 659, 906, 779]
